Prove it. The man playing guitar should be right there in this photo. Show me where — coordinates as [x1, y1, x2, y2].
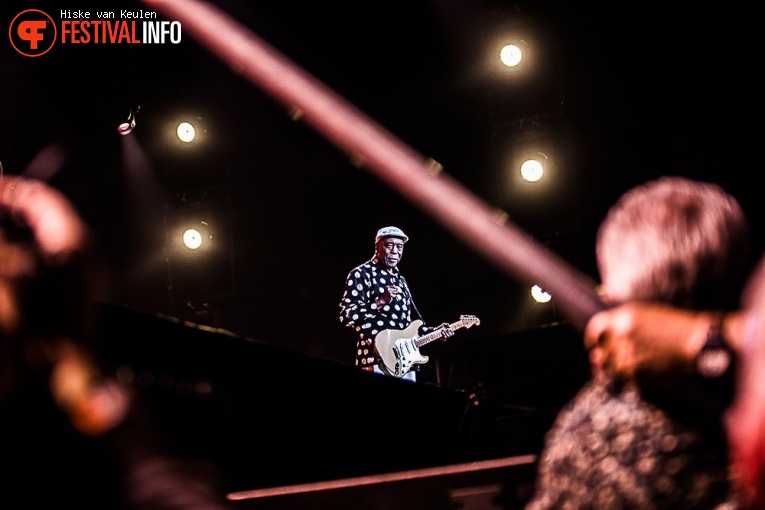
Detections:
[338, 226, 453, 382]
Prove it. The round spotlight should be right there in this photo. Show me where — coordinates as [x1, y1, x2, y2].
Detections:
[177, 122, 196, 143]
[520, 159, 544, 182]
[500, 44, 523, 67]
[183, 228, 203, 250]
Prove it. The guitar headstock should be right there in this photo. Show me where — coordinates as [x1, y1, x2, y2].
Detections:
[459, 314, 480, 328]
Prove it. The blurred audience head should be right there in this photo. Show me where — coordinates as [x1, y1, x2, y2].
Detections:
[596, 176, 751, 310]
[0, 175, 108, 401]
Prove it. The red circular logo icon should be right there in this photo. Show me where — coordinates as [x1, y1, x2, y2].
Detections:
[9, 9, 57, 57]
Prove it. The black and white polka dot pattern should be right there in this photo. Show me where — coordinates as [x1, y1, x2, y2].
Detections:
[339, 257, 414, 369]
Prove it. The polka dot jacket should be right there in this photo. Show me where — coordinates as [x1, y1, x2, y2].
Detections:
[339, 257, 417, 370]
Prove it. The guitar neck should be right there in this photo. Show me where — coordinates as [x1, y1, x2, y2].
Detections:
[414, 321, 464, 348]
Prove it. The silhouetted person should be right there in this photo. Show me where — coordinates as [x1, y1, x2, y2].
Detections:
[527, 177, 752, 508]
[0, 175, 233, 509]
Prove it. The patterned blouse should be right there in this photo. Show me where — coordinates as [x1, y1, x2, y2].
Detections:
[339, 257, 417, 370]
[525, 376, 740, 509]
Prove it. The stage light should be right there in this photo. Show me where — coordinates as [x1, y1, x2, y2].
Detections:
[183, 227, 203, 250]
[531, 284, 551, 303]
[177, 122, 196, 142]
[496, 38, 531, 72]
[500, 43, 523, 67]
[520, 156, 545, 182]
[118, 107, 140, 135]
[165, 186, 234, 303]
[178, 219, 213, 251]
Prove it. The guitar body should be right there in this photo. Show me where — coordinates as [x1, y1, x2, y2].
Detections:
[375, 319, 428, 378]
[374, 315, 479, 379]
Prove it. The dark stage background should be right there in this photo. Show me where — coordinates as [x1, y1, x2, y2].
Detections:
[1, 2, 764, 494]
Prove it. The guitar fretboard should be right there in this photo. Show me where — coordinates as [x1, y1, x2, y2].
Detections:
[414, 319, 473, 348]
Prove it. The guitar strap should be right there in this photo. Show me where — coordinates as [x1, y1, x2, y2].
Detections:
[394, 274, 424, 376]
[398, 275, 425, 323]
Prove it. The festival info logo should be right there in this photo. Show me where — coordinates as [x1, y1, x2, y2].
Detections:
[9, 9, 57, 57]
[9, 9, 181, 57]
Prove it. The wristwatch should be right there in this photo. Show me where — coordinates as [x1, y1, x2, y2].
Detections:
[696, 313, 733, 378]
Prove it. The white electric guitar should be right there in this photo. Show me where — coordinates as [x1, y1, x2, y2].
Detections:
[375, 315, 480, 378]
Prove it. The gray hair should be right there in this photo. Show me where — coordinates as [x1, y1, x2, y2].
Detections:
[596, 176, 751, 309]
